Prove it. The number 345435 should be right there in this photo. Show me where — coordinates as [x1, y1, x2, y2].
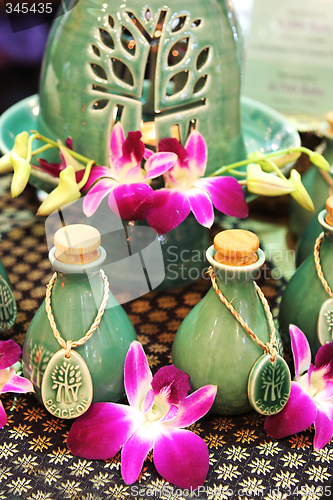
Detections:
[5, 3, 53, 13]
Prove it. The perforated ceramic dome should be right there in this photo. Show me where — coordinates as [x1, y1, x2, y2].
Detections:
[38, 0, 246, 172]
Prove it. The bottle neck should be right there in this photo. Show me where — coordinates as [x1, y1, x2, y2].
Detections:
[49, 246, 106, 274]
[206, 246, 265, 287]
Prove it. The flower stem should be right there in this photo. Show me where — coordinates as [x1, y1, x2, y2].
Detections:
[30, 130, 93, 165]
[78, 160, 94, 190]
[31, 143, 54, 156]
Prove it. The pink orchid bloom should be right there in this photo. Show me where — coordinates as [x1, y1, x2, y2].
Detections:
[82, 123, 177, 221]
[0, 340, 34, 428]
[146, 132, 249, 234]
[67, 341, 217, 489]
[265, 325, 333, 450]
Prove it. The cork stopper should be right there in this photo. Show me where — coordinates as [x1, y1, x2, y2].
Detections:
[214, 229, 260, 266]
[325, 196, 333, 227]
[54, 224, 101, 265]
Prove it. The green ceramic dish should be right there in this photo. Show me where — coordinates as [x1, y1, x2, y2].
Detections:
[0, 94, 300, 192]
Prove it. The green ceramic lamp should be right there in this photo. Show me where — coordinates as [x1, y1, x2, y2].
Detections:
[37, 0, 246, 172]
[22, 224, 137, 417]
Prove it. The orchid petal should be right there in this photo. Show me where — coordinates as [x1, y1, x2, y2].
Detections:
[58, 143, 85, 172]
[0, 401, 7, 428]
[109, 183, 153, 221]
[196, 177, 248, 219]
[246, 163, 295, 196]
[143, 148, 154, 160]
[168, 385, 217, 428]
[123, 165, 146, 184]
[67, 402, 146, 459]
[159, 138, 188, 164]
[110, 122, 125, 161]
[264, 382, 317, 439]
[187, 188, 214, 228]
[82, 166, 116, 191]
[2, 372, 34, 394]
[316, 382, 333, 402]
[0, 340, 21, 369]
[151, 365, 190, 403]
[122, 131, 145, 164]
[314, 342, 333, 379]
[0, 153, 13, 174]
[153, 427, 209, 489]
[37, 158, 63, 177]
[124, 341, 152, 410]
[82, 179, 116, 217]
[121, 421, 154, 484]
[313, 405, 333, 450]
[146, 189, 190, 234]
[10, 152, 31, 198]
[289, 169, 314, 213]
[185, 131, 207, 179]
[37, 165, 81, 216]
[144, 152, 178, 180]
[290, 325, 312, 379]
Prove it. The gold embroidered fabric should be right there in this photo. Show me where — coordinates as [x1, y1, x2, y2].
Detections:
[0, 181, 332, 500]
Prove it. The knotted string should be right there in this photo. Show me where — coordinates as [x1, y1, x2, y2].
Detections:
[207, 266, 277, 362]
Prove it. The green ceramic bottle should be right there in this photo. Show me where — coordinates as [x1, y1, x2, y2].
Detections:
[279, 201, 333, 358]
[22, 224, 137, 407]
[172, 229, 283, 416]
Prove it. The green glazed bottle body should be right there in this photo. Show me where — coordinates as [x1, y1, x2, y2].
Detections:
[172, 247, 278, 416]
[279, 210, 333, 358]
[22, 250, 137, 404]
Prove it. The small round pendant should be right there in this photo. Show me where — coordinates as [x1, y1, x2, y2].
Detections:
[248, 354, 291, 415]
[41, 349, 93, 419]
[0, 275, 17, 332]
[318, 299, 333, 345]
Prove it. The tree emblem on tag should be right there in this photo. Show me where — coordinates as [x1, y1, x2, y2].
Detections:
[318, 299, 333, 345]
[0, 275, 17, 332]
[41, 349, 93, 419]
[248, 354, 291, 415]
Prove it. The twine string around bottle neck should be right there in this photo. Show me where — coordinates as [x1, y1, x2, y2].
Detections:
[45, 269, 109, 358]
[314, 232, 333, 297]
[207, 266, 277, 362]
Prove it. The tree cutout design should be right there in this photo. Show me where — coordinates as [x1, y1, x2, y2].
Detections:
[51, 361, 82, 404]
[261, 363, 286, 402]
[325, 308, 333, 339]
[87, 4, 212, 144]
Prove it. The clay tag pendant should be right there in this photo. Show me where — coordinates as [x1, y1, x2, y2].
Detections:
[41, 349, 93, 419]
[0, 275, 17, 332]
[248, 354, 291, 415]
[318, 299, 333, 345]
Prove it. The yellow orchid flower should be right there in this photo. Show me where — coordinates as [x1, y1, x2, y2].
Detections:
[246, 163, 295, 196]
[10, 152, 31, 198]
[37, 165, 81, 215]
[289, 169, 314, 212]
[37, 161, 93, 216]
[308, 151, 330, 172]
[0, 131, 29, 174]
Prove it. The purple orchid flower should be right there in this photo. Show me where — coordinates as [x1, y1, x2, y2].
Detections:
[82, 123, 177, 221]
[265, 325, 333, 450]
[0, 340, 34, 428]
[67, 341, 217, 489]
[145, 132, 249, 234]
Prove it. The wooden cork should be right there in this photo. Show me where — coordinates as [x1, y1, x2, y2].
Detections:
[214, 229, 260, 266]
[325, 196, 333, 227]
[54, 224, 101, 265]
